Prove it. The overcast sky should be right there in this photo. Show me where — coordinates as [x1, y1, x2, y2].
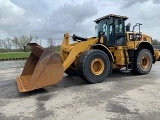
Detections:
[0, 0, 160, 44]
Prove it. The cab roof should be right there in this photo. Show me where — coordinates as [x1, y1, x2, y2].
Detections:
[94, 14, 128, 23]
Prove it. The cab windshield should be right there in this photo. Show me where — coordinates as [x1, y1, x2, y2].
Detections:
[96, 20, 107, 37]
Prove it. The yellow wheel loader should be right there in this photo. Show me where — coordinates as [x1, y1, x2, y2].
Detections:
[16, 14, 158, 92]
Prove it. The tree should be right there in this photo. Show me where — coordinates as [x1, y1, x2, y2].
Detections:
[34, 36, 41, 45]
[13, 35, 33, 52]
[1, 40, 7, 49]
[152, 39, 159, 45]
[0, 38, 13, 50]
[47, 37, 55, 50]
[13, 36, 19, 49]
[6, 38, 12, 50]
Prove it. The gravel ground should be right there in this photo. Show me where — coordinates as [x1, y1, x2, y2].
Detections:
[0, 61, 160, 120]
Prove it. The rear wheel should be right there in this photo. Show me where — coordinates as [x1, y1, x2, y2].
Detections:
[77, 49, 110, 83]
[131, 49, 152, 75]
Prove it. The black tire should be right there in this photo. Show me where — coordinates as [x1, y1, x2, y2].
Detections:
[77, 49, 110, 83]
[65, 64, 77, 76]
[131, 49, 152, 75]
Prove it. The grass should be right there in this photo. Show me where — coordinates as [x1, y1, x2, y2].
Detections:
[0, 52, 31, 59]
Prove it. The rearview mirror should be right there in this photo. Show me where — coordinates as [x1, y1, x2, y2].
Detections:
[126, 23, 131, 31]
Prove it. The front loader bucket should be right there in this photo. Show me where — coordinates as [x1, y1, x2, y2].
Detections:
[16, 43, 64, 92]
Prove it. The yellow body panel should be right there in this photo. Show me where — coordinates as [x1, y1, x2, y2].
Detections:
[154, 50, 160, 60]
[60, 31, 155, 71]
[60, 33, 99, 71]
[126, 32, 152, 48]
[113, 46, 129, 66]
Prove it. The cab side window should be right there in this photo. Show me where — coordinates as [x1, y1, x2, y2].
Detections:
[115, 19, 123, 34]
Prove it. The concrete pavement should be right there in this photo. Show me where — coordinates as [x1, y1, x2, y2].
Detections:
[0, 62, 160, 120]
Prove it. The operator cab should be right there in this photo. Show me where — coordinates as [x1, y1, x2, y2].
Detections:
[94, 14, 128, 46]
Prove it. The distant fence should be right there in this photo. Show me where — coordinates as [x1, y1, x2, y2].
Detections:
[0, 57, 28, 61]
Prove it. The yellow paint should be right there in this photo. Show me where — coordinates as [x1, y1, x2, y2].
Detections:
[91, 58, 105, 75]
[154, 50, 160, 60]
[113, 46, 129, 65]
[60, 33, 99, 71]
[60, 31, 155, 72]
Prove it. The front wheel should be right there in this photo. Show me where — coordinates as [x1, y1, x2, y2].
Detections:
[131, 49, 153, 75]
[65, 64, 77, 76]
[77, 49, 111, 83]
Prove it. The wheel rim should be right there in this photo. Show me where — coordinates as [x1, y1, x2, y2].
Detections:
[91, 58, 105, 75]
[141, 56, 149, 69]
